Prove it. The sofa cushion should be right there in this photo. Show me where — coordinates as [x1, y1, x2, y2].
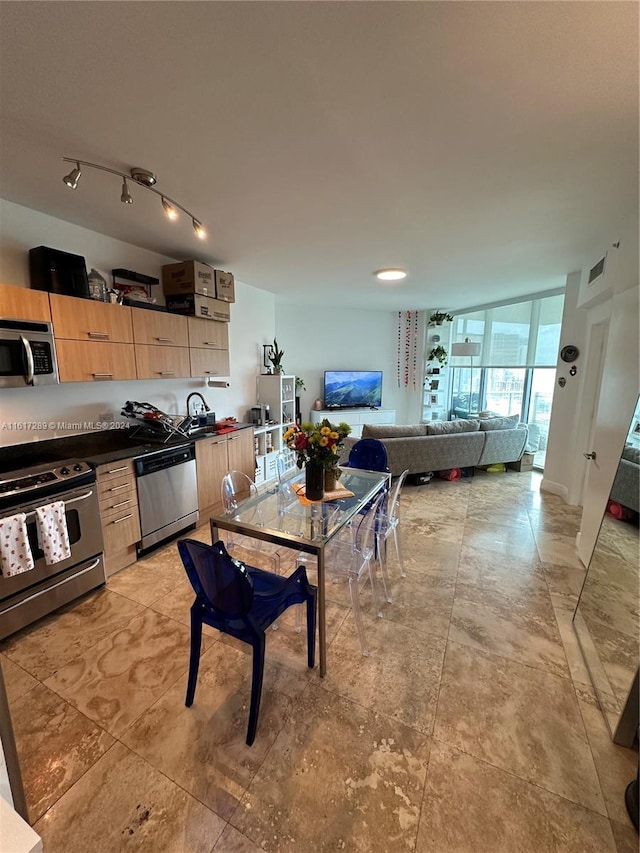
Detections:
[622, 444, 640, 465]
[478, 413, 521, 431]
[426, 419, 480, 435]
[361, 424, 428, 438]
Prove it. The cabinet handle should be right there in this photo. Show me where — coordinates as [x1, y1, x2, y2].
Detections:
[203, 371, 219, 375]
[112, 513, 133, 524]
[111, 499, 131, 509]
[92, 373, 114, 379]
[155, 337, 173, 343]
[88, 331, 110, 339]
[157, 371, 175, 376]
[109, 484, 128, 492]
[106, 465, 129, 474]
[203, 341, 218, 347]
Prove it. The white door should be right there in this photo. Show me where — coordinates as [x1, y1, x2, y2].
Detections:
[577, 285, 639, 567]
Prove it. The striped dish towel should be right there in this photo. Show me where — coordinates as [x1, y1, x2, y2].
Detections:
[0, 513, 35, 577]
[35, 501, 71, 565]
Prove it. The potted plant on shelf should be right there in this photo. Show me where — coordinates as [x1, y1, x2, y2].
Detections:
[428, 344, 448, 365]
[429, 311, 454, 326]
[268, 338, 284, 374]
[294, 377, 306, 425]
[283, 419, 351, 499]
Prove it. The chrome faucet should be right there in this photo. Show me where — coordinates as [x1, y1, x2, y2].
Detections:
[186, 392, 210, 416]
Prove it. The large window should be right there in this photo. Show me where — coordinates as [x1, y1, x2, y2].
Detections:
[447, 292, 564, 468]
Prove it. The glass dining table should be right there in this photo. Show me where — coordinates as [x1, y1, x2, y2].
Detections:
[209, 466, 389, 676]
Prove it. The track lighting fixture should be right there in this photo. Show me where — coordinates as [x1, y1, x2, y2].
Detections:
[62, 157, 205, 238]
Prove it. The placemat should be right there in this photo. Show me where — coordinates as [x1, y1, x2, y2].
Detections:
[293, 482, 355, 506]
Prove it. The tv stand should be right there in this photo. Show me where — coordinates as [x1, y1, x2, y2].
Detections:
[309, 408, 396, 438]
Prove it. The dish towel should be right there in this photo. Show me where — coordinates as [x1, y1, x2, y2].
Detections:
[0, 513, 35, 577]
[35, 501, 71, 565]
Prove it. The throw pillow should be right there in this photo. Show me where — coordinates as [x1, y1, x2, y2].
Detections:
[426, 419, 481, 435]
[622, 444, 640, 465]
[362, 424, 428, 438]
[479, 413, 521, 431]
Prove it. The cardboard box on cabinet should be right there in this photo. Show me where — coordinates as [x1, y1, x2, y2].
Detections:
[165, 292, 230, 322]
[162, 261, 235, 303]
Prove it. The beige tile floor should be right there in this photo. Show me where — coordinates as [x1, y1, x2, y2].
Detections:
[1, 470, 638, 852]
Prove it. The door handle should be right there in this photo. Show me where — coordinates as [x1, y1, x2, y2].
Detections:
[583, 451, 597, 460]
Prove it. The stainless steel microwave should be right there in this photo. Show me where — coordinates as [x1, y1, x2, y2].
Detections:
[0, 319, 59, 388]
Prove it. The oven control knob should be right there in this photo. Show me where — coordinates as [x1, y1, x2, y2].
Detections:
[73, 463, 84, 471]
[60, 467, 70, 475]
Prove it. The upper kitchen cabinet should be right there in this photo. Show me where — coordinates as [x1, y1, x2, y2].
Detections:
[188, 316, 230, 378]
[131, 310, 188, 348]
[49, 293, 133, 343]
[0, 283, 51, 322]
[50, 293, 136, 382]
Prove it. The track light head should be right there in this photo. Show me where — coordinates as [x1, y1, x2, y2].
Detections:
[120, 179, 133, 204]
[192, 218, 206, 239]
[62, 163, 82, 189]
[162, 197, 178, 220]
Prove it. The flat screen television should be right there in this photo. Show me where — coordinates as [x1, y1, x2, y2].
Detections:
[324, 370, 383, 409]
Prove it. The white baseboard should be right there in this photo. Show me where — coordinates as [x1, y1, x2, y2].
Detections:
[540, 478, 569, 503]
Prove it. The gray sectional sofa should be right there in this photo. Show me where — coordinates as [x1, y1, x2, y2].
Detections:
[340, 415, 528, 477]
[610, 444, 640, 513]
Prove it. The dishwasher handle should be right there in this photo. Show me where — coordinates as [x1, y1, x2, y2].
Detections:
[134, 443, 195, 477]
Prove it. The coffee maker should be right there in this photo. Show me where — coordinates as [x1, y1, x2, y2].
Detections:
[250, 405, 270, 426]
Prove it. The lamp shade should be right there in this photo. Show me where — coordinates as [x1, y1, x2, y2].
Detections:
[451, 340, 481, 357]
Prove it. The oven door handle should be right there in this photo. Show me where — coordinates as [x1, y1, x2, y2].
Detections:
[23, 489, 95, 521]
[0, 557, 102, 613]
[21, 336, 35, 386]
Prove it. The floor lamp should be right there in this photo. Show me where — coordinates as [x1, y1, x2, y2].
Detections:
[451, 338, 481, 414]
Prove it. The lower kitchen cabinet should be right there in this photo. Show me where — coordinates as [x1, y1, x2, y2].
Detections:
[96, 459, 141, 576]
[196, 428, 255, 519]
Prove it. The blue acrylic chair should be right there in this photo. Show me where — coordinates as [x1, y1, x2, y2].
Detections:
[343, 438, 390, 475]
[177, 538, 317, 746]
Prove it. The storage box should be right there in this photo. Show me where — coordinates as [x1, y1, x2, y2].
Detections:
[508, 452, 535, 472]
[165, 293, 230, 322]
[213, 270, 235, 303]
[162, 261, 215, 297]
[162, 261, 235, 302]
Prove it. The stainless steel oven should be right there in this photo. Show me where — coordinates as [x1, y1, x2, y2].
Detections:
[0, 459, 105, 640]
[0, 318, 59, 388]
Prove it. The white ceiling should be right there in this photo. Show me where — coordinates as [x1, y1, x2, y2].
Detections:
[0, 2, 637, 311]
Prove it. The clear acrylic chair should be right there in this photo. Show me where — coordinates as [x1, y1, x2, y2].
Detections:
[376, 469, 409, 583]
[324, 491, 386, 656]
[220, 470, 280, 572]
[177, 538, 316, 745]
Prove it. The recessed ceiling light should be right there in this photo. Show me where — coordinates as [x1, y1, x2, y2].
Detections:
[375, 268, 407, 281]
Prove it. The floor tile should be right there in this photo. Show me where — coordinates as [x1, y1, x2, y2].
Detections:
[535, 531, 585, 569]
[121, 640, 304, 820]
[449, 586, 570, 678]
[44, 608, 195, 737]
[231, 683, 430, 852]
[0, 653, 39, 703]
[11, 681, 113, 823]
[610, 819, 639, 853]
[433, 641, 606, 814]
[33, 741, 224, 852]
[212, 824, 264, 852]
[150, 576, 220, 638]
[416, 739, 617, 852]
[455, 543, 548, 600]
[106, 546, 184, 606]
[0, 588, 144, 680]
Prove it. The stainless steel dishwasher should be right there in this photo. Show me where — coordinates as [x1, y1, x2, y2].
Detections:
[134, 443, 198, 553]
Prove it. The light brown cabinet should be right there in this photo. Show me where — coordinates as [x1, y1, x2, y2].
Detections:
[0, 283, 51, 321]
[55, 340, 137, 382]
[187, 317, 230, 378]
[132, 310, 188, 347]
[189, 347, 230, 378]
[196, 428, 255, 518]
[96, 459, 141, 576]
[49, 293, 133, 342]
[134, 344, 190, 380]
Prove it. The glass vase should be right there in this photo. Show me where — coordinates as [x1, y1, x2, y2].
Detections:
[324, 466, 338, 492]
[305, 458, 324, 501]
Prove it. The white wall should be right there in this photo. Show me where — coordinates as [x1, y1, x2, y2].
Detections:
[0, 199, 276, 447]
[275, 303, 421, 425]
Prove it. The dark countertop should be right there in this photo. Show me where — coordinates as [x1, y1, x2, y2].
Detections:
[1, 424, 254, 474]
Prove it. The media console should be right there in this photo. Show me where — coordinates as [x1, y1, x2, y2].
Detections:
[309, 408, 396, 439]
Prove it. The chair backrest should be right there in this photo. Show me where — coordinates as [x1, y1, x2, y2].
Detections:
[178, 538, 254, 618]
[354, 491, 385, 559]
[221, 470, 258, 513]
[346, 438, 390, 473]
[275, 451, 292, 484]
[385, 469, 409, 527]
